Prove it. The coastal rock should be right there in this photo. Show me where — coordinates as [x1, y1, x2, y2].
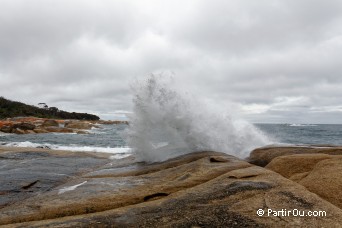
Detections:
[0, 118, 128, 134]
[65, 121, 93, 129]
[9, 117, 43, 123]
[12, 128, 26, 134]
[248, 146, 342, 166]
[0, 147, 109, 211]
[1, 148, 342, 227]
[265, 153, 336, 179]
[299, 158, 342, 209]
[41, 119, 59, 127]
[266, 154, 342, 209]
[76, 130, 89, 134]
[12, 122, 35, 131]
[33, 128, 50, 134]
[0, 125, 12, 133]
[26, 130, 36, 134]
[44, 127, 74, 133]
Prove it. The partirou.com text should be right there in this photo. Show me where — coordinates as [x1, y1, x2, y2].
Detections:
[257, 208, 326, 217]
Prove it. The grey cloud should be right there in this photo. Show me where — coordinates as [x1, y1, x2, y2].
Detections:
[177, 0, 342, 53]
[0, 0, 342, 123]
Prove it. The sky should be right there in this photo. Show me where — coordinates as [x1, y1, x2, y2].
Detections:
[1, 0, 342, 123]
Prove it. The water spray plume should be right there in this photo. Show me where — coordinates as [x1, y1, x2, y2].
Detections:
[124, 74, 271, 162]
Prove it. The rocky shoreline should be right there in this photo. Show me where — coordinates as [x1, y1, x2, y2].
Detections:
[1, 145, 342, 227]
[0, 117, 128, 135]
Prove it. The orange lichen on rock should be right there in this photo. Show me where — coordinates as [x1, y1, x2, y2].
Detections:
[0, 117, 128, 134]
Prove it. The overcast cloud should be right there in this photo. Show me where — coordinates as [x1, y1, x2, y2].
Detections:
[1, 0, 342, 123]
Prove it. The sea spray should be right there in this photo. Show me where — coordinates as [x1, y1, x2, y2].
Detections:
[124, 74, 271, 162]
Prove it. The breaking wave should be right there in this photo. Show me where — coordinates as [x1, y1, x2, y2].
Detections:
[288, 124, 317, 127]
[124, 74, 271, 162]
[1, 141, 131, 157]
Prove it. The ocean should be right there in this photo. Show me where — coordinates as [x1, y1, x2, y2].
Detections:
[0, 124, 131, 159]
[256, 123, 342, 146]
[1, 123, 342, 160]
[1, 76, 341, 161]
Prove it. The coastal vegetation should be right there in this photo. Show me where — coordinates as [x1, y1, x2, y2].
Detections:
[0, 97, 99, 120]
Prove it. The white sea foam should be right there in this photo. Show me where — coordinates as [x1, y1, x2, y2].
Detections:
[289, 124, 317, 127]
[1, 141, 131, 155]
[58, 181, 87, 194]
[124, 74, 271, 162]
[109, 153, 132, 159]
[3, 141, 41, 148]
[55, 145, 131, 154]
[0, 131, 11, 137]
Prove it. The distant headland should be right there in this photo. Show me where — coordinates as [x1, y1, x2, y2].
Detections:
[0, 97, 129, 134]
[0, 96, 99, 120]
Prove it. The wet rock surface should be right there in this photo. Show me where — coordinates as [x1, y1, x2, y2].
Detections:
[1, 146, 342, 227]
[0, 147, 109, 210]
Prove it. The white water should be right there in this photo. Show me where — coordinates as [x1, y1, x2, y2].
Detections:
[124, 75, 271, 162]
[58, 181, 87, 194]
[289, 124, 317, 127]
[2, 141, 131, 155]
